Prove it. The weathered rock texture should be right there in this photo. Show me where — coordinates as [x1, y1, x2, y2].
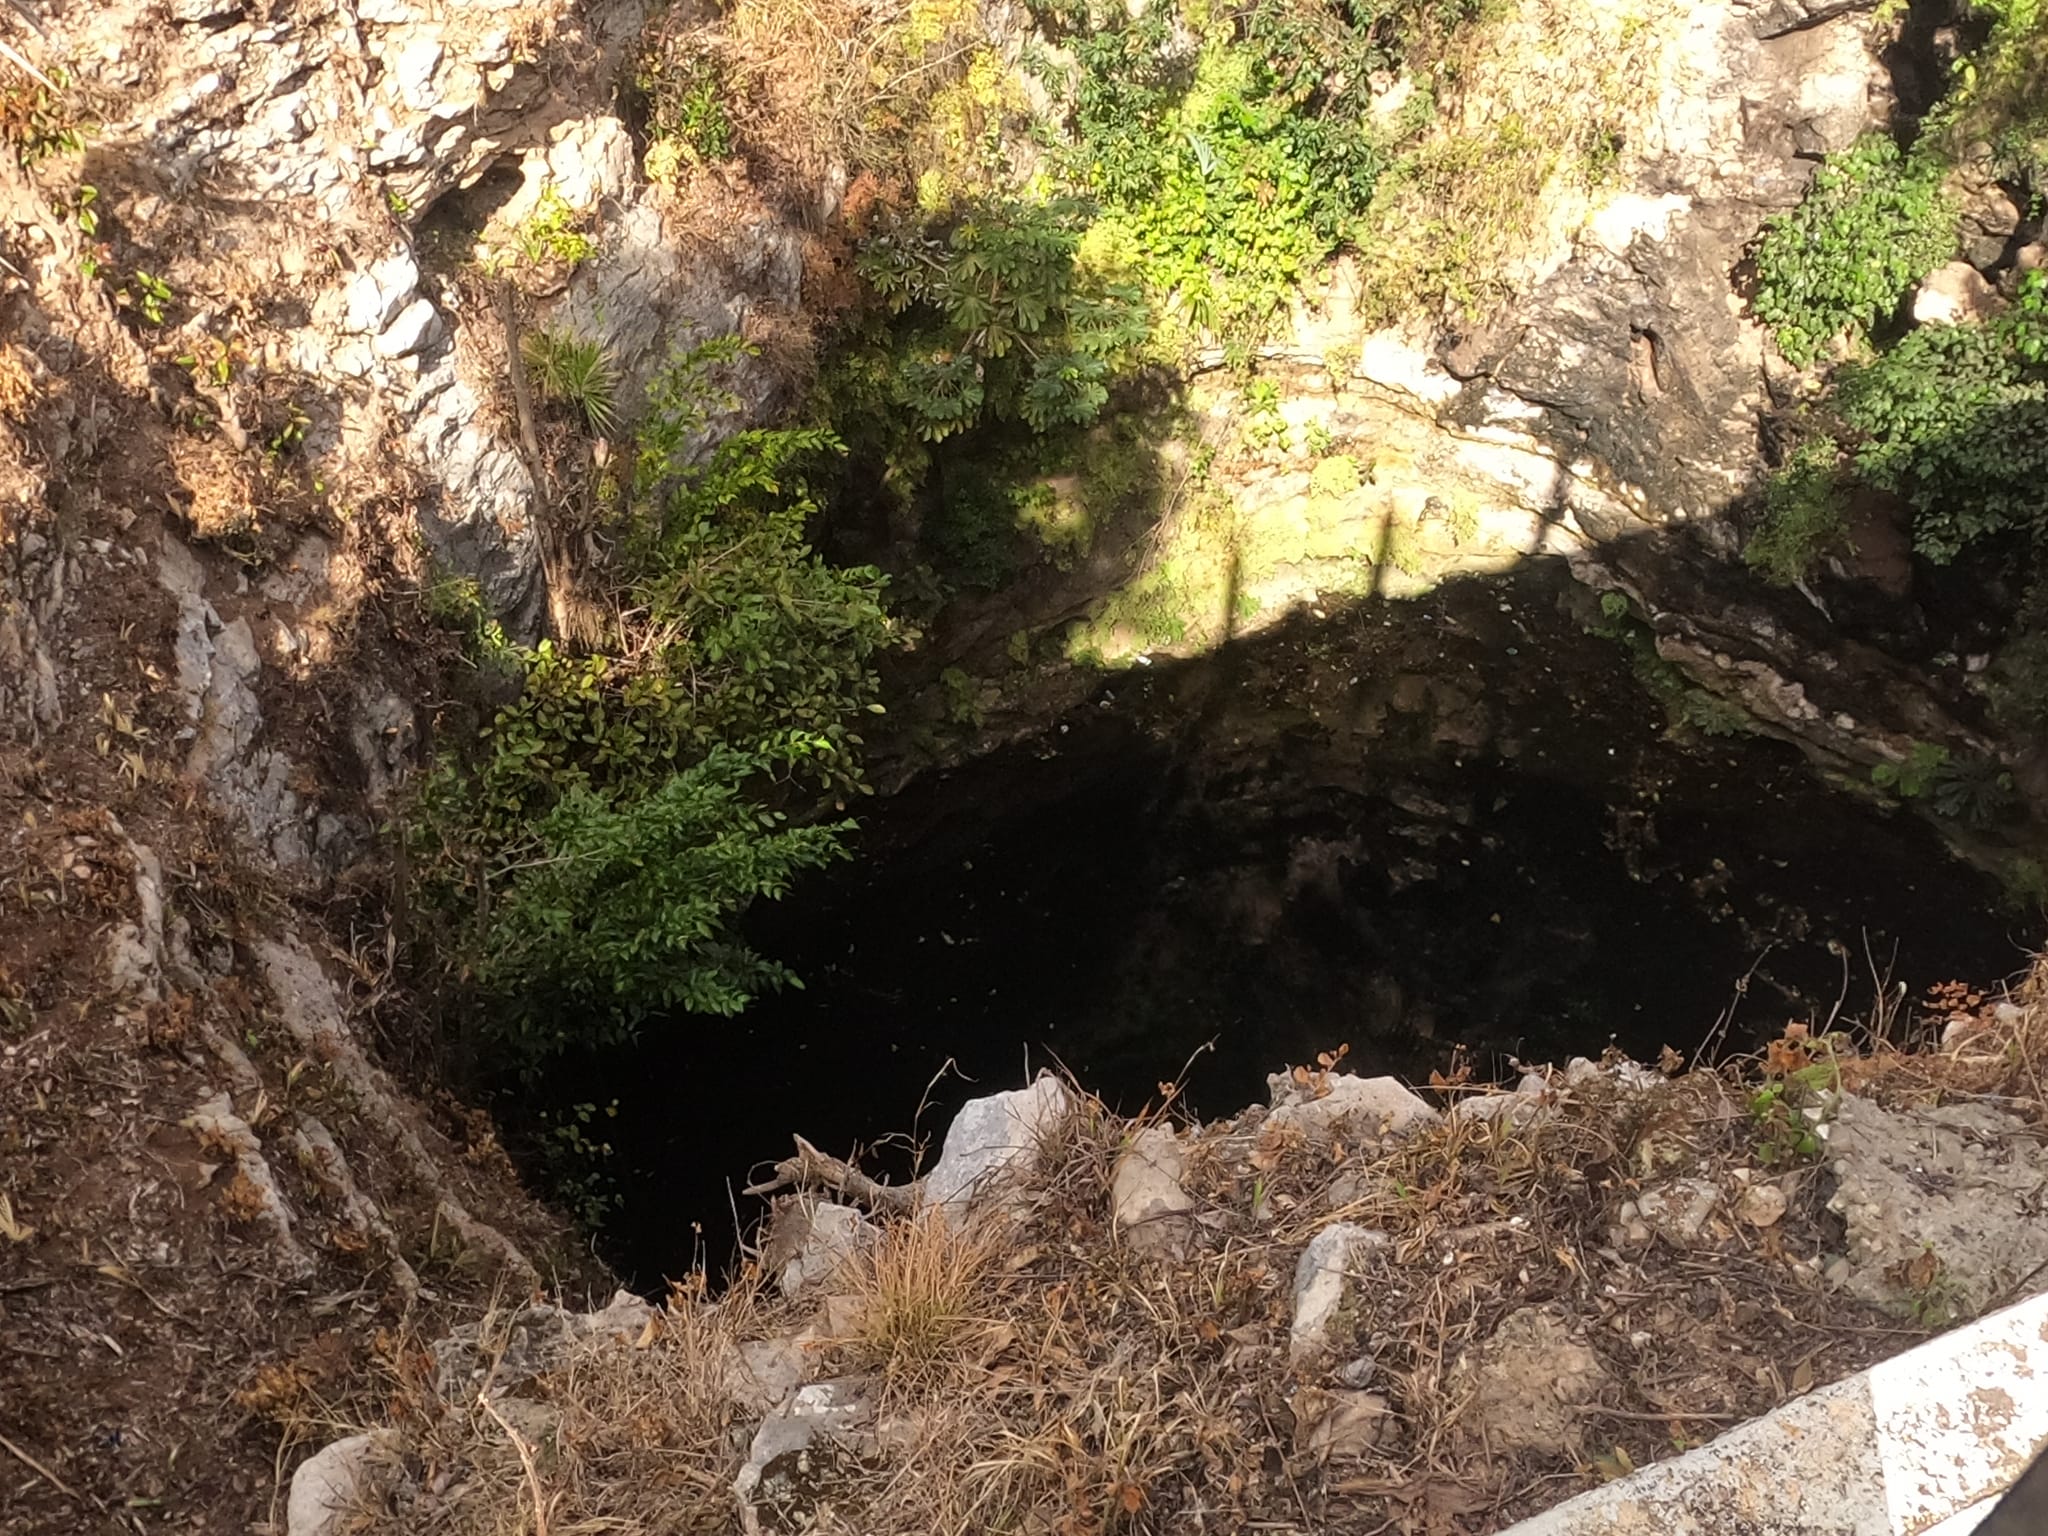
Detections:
[1218, 0, 2047, 836]
[21, 0, 806, 638]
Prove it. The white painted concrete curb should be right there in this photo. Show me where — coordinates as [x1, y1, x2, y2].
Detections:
[1497, 1290, 2048, 1535]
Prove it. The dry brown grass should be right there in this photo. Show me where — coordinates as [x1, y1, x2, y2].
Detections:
[169, 432, 263, 541]
[839, 1206, 1003, 1378]
[641, 0, 983, 216]
[362, 1279, 784, 1536]
[1840, 956, 2048, 1118]
[358, 1013, 2043, 1536]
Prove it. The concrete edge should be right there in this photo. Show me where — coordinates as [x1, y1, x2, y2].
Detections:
[1497, 1290, 2048, 1535]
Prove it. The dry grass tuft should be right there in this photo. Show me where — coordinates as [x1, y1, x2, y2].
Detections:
[1840, 957, 2048, 1117]
[842, 1206, 1003, 1378]
[169, 432, 262, 540]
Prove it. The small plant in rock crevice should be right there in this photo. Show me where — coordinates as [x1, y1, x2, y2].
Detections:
[521, 329, 621, 436]
[1745, 438, 1850, 586]
[1586, 591, 1754, 739]
[1747, 1023, 1841, 1167]
[508, 186, 598, 274]
[1867, 742, 2016, 825]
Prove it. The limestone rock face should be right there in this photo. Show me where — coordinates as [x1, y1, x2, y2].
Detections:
[27, 0, 804, 637]
[1247, 0, 2041, 831]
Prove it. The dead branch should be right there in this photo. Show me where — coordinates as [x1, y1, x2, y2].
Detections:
[742, 1134, 918, 1214]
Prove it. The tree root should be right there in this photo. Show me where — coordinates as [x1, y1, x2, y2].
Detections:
[292, 1116, 422, 1303]
[257, 938, 539, 1292]
[183, 1094, 318, 1279]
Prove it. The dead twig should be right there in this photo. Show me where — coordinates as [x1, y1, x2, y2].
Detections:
[0, 1428, 92, 1506]
[743, 1134, 919, 1213]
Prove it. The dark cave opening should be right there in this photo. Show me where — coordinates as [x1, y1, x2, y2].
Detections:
[523, 559, 2033, 1288]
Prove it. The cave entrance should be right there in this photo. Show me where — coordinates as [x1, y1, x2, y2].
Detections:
[531, 559, 2031, 1287]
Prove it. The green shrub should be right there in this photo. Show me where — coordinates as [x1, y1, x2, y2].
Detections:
[856, 198, 1150, 443]
[417, 345, 893, 1063]
[1834, 270, 2048, 561]
[1751, 134, 1956, 367]
[1033, 0, 1435, 347]
[1745, 439, 1849, 585]
[474, 749, 853, 1043]
[1586, 590, 1753, 738]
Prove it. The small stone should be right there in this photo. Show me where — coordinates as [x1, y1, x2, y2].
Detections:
[1824, 1256, 1853, 1288]
[1291, 1222, 1387, 1360]
[1738, 1183, 1788, 1228]
[1110, 1125, 1194, 1255]
[1334, 1356, 1378, 1389]
[287, 1432, 403, 1536]
[342, 247, 419, 335]
[1449, 1305, 1608, 1456]
[733, 1379, 875, 1525]
[1912, 261, 2004, 327]
[1635, 1178, 1720, 1244]
[1625, 1219, 1652, 1247]
[392, 38, 444, 109]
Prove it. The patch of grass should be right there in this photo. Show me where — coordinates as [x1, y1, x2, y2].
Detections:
[638, 42, 734, 178]
[1942, 0, 2048, 189]
[1745, 439, 1850, 586]
[842, 1209, 1003, 1379]
[1351, 0, 1671, 323]
[521, 330, 620, 436]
